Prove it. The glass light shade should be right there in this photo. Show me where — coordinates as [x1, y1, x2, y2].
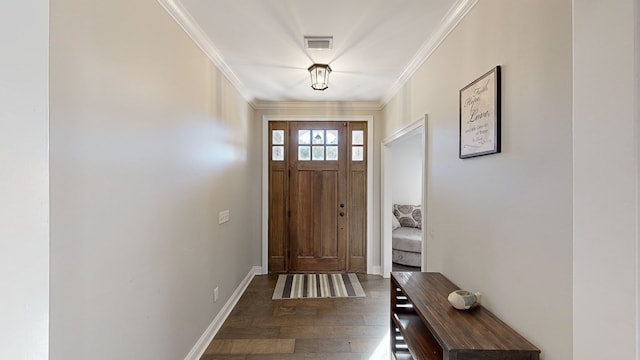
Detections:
[308, 64, 331, 90]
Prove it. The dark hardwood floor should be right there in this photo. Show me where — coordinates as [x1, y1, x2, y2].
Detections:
[200, 274, 391, 359]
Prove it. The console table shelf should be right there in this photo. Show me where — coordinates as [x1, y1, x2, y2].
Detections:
[390, 272, 540, 360]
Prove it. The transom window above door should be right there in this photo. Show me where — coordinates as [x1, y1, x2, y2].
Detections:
[298, 129, 339, 161]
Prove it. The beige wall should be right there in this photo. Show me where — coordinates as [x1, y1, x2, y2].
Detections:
[49, 1, 260, 359]
[0, 1, 50, 359]
[573, 0, 639, 358]
[384, 1, 573, 359]
[391, 132, 423, 205]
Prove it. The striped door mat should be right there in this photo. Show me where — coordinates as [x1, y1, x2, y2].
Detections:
[272, 273, 366, 299]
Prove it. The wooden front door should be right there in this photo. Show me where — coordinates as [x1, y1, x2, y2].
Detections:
[288, 122, 347, 271]
[268, 120, 367, 273]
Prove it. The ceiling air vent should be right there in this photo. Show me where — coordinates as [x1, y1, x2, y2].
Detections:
[304, 36, 333, 50]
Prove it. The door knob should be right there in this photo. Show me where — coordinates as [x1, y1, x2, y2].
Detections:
[339, 203, 345, 208]
[339, 212, 345, 217]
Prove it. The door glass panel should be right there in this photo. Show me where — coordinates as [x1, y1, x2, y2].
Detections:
[326, 130, 338, 144]
[312, 130, 325, 144]
[272, 146, 284, 161]
[272, 130, 284, 145]
[352, 130, 364, 145]
[298, 130, 311, 145]
[297, 128, 342, 162]
[326, 146, 338, 160]
[352, 146, 364, 161]
[298, 146, 311, 160]
[312, 146, 325, 160]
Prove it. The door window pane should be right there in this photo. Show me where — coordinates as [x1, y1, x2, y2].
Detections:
[312, 146, 325, 160]
[298, 130, 311, 144]
[272, 146, 284, 161]
[272, 130, 284, 145]
[297, 128, 343, 162]
[352, 130, 364, 145]
[326, 130, 338, 144]
[312, 130, 325, 144]
[326, 146, 338, 160]
[298, 146, 311, 160]
[352, 146, 364, 161]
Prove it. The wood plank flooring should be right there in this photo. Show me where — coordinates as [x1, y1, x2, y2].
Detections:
[201, 274, 390, 360]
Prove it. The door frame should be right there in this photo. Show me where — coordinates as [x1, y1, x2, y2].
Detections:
[261, 115, 374, 274]
[381, 115, 427, 277]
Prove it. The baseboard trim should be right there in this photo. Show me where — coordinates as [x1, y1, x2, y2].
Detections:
[183, 265, 262, 360]
[371, 265, 382, 276]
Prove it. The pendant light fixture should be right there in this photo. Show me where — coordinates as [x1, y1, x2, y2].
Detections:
[308, 64, 332, 91]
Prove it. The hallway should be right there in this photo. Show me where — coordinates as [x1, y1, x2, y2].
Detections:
[3, 1, 638, 359]
[201, 274, 390, 359]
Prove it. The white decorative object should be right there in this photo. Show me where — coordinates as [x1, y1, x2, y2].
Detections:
[447, 290, 482, 310]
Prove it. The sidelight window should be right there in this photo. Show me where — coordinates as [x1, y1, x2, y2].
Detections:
[352, 130, 364, 161]
[271, 130, 285, 161]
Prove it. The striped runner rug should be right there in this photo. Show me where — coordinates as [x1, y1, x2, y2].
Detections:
[272, 273, 366, 299]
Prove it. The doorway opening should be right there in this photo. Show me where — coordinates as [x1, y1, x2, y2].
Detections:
[381, 115, 427, 277]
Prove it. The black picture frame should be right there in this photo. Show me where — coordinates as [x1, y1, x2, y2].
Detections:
[459, 66, 501, 159]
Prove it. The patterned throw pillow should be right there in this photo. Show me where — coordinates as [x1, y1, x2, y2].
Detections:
[393, 204, 422, 229]
[392, 214, 401, 230]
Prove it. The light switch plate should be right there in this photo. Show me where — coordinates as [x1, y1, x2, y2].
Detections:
[218, 210, 230, 224]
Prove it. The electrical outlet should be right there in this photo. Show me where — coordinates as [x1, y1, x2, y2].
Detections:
[214, 287, 219, 303]
[218, 210, 230, 224]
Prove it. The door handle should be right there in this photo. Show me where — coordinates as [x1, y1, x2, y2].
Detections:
[339, 203, 345, 208]
[339, 212, 345, 217]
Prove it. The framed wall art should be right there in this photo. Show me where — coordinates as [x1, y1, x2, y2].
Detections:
[459, 66, 501, 159]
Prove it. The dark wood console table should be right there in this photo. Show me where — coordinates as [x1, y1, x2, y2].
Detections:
[391, 272, 540, 360]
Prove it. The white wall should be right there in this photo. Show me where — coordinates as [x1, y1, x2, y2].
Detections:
[49, 1, 261, 359]
[383, 1, 573, 359]
[573, 0, 639, 358]
[0, 1, 50, 359]
[391, 132, 422, 205]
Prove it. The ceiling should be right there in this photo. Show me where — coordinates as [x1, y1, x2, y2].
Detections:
[162, 0, 476, 106]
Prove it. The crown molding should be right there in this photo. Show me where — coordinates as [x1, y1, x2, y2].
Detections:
[156, 0, 253, 102]
[158, 0, 476, 108]
[381, 0, 479, 105]
[251, 100, 384, 111]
